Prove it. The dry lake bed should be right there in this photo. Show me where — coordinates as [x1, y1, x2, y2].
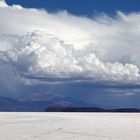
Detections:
[0, 113, 139, 140]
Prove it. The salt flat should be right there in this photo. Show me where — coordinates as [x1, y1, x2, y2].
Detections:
[0, 113, 139, 140]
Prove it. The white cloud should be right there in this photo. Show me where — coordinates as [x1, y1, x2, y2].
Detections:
[1, 30, 139, 83]
[0, 0, 140, 90]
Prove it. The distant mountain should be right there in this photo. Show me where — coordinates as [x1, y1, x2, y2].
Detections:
[0, 97, 19, 111]
[20, 93, 96, 107]
[0, 96, 140, 112]
[45, 107, 140, 112]
[45, 107, 104, 112]
[0, 96, 96, 112]
[0, 97, 49, 111]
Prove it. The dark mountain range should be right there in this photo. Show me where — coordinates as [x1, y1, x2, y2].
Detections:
[0, 96, 140, 112]
[0, 96, 96, 111]
[45, 107, 140, 112]
[0, 97, 48, 111]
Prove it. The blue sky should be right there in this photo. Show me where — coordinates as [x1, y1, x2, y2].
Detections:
[7, 0, 140, 16]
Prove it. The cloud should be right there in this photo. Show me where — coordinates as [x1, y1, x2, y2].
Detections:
[1, 30, 139, 82]
[0, 1, 140, 99]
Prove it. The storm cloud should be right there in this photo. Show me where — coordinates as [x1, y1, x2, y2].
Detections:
[0, 0, 140, 106]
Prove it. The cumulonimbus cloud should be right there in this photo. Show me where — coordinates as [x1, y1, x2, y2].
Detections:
[0, 30, 139, 82]
[0, 0, 140, 91]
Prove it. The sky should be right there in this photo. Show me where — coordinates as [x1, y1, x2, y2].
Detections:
[6, 0, 140, 16]
[0, 0, 140, 108]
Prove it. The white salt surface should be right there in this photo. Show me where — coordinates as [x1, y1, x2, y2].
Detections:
[0, 113, 139, 140]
